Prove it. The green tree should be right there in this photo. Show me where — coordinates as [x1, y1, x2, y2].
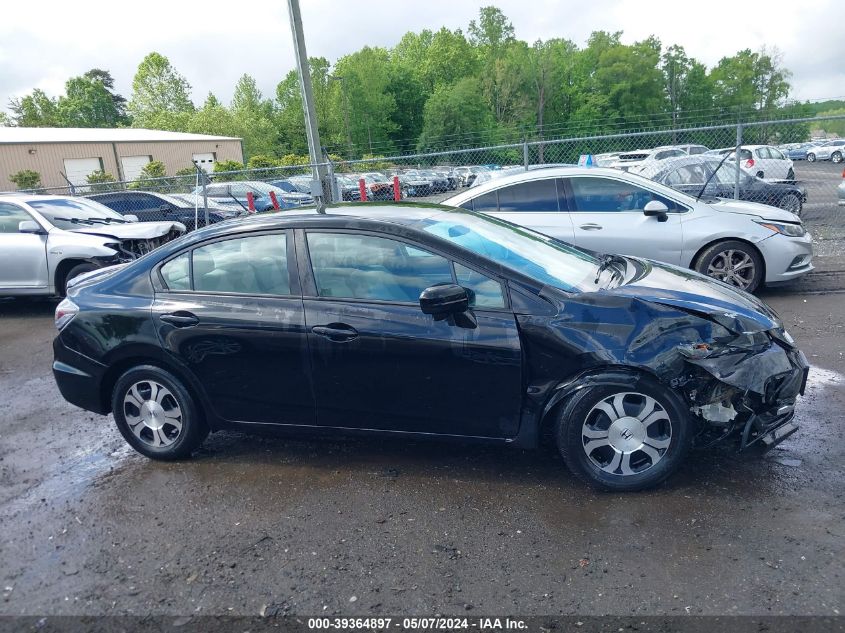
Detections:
[86, 170, 119, 192]
[9, 169, 42, 190]
[128, 52, 194, 127]
[8, 89, 61, 127]
[418, 77, 494, 151]
[59, 73, 130, 127]
[333, 48, 397, 155]
[710, 48, 791, 116]
[230, 74, 278, 159]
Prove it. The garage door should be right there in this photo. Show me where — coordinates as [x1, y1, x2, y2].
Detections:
[63, 157, 104, 188]
[192, 153, 216, 172]
[121, 155, 151, 181]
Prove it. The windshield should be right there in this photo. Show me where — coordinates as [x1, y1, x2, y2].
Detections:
[28, 197, 130, 230]
[272, 181, 297, 193]
[420, 211, 600, 292]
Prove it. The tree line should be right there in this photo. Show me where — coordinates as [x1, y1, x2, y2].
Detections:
[3, 6, 839, 163]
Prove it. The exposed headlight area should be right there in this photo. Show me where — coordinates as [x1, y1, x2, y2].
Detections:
[755, 220, 806, 237]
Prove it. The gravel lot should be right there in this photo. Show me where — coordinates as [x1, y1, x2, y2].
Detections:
[0, 280, 843, 617]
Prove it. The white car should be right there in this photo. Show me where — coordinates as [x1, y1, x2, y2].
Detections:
[608, 146, 689, 176]
[706, 145, 794, 182]
[443, 166, 812, 293]
[806, 139, 845, 163]
[0, 194, 185, 297]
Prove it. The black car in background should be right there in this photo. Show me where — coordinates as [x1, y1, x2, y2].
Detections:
[89, 191, 244, 230]
[651, 156, 807, 215]
[52, 204, 807, 491]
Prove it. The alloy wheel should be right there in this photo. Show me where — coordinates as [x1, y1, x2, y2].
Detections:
[581, 392, 672, 477]
[123, 380, 183, 448]
[707, 249, 756, 289]
[779, 193, 802, 214]
[833, 152, 843, 164]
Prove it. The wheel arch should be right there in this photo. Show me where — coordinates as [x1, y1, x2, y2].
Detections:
[54, 258, 96, 296]
[537, 365, 669, 447]
[689, 237, 766, 282]
[100, 355, 215, 429]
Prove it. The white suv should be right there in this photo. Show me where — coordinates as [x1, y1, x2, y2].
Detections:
[806, 139, 845, 163]
[443, 166, 812, 293]
[0, 195, 185, 297]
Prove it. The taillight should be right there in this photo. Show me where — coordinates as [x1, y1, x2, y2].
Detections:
[745, 158, 755, 168]
[55, 298, 78, 331]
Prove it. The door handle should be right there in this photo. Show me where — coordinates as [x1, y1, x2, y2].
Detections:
[160, 312, 199, 327]
[311, 324, 359, 342]
[579, 223, 603, 230]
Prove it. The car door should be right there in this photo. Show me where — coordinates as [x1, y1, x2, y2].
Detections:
[299, 229, 523, 438]
[152, 230, 315, 425]
[463, 178, 576, 244]
[0, 202, 48, 290]
[563, 175, 686, 264]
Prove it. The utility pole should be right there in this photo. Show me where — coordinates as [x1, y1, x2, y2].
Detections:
[287, 0, 329, 211]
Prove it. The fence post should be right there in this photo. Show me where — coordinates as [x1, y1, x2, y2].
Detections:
[734, 123, 743, 200]
[523, 139, 529, 170]
[194, 162, 209, 226]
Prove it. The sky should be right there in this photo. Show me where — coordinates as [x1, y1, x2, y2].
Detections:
[1, 0, 843, 114]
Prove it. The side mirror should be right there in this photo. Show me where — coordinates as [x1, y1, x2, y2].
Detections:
[19, 220, 45, 234]
[124, 214, 139, 222]
[419, 283, 477, 328]
[643, 200, 669, 222]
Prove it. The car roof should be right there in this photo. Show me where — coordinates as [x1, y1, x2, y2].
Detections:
[1, 193, 84, 204]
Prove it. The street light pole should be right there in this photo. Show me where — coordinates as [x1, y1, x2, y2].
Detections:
[287, 0, 329, 211]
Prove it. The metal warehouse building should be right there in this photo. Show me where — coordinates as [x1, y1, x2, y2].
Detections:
[0, 127, 244, 191]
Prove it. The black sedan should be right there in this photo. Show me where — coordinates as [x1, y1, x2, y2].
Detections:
[89, 191, 245, 230]
[52, 204, 808, 491]
[651, 156, 806, 215]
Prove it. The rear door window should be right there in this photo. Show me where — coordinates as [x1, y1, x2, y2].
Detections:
[496, 179, 560, 212]
[470, 190, 499, 213]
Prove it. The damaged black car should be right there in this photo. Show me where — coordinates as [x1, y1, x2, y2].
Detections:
[51, 204, 809, 491]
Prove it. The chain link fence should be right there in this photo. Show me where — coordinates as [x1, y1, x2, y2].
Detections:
[13, 115, 845, 249]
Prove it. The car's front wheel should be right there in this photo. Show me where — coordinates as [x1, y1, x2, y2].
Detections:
[61, 262, 99, 296]
[111, 365, 208, 460]
[556, 376, 691, 491]
[694, 240, 764, 292]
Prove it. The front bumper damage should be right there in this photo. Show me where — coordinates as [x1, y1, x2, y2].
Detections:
[675, 332, 809, 450]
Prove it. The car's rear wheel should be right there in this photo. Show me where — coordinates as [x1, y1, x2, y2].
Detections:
[778, 192, 802, 216]
[556, 376, 691, 491]
[694, 240, 763, 292]
[807, 152, 816, 162]
[111, 365, 208, 460]
[832, 151, 843, 164]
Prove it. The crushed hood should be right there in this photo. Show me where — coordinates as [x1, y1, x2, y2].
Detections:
[71, 221, 186, 240]
[706, 198, 801, 222]
[608, 259, 780, 334]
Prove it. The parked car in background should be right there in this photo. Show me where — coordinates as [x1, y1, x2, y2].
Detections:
[609, 147, 688, 175]
[784, 142, 818, 161]
[671, 144, 710, 155]
[454, 166, 490, 187]
[357, 173, 397, 200]
[335, 175, 362, 201]
[420, 170, 451, 193]
[395, 171, 434, 197]
[706, 145, 794, 181]
[806, 139, 845, 163]
[52, 204, 809, 491]
[89, 191, 245, 231]
[0, 194, 185, 297]
[199, 181, 312, 212]
[593, 152, 622, 167]
[266, 180, 318, 205]
[443, 166, 812, 293]
[649, 155, 806, 215]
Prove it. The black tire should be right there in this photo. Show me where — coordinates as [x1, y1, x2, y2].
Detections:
[61, 262, 99, 296]
[694, 240, 764, 293]
[807, 152, 816, 162]
[555, 374, 692, 491]
[756, 170, 765, 179]
[111, 365, 208, 460]
[832, 151, 843, 164]
[778, 192, 802, 216]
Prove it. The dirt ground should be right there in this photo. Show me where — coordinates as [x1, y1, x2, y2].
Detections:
[0, 282, 842, 617]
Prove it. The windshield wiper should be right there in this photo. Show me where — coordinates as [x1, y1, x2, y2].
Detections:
[50, 216, 95, 225]
[696, 152, 734, 201]
[594, 254, 625, 285]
